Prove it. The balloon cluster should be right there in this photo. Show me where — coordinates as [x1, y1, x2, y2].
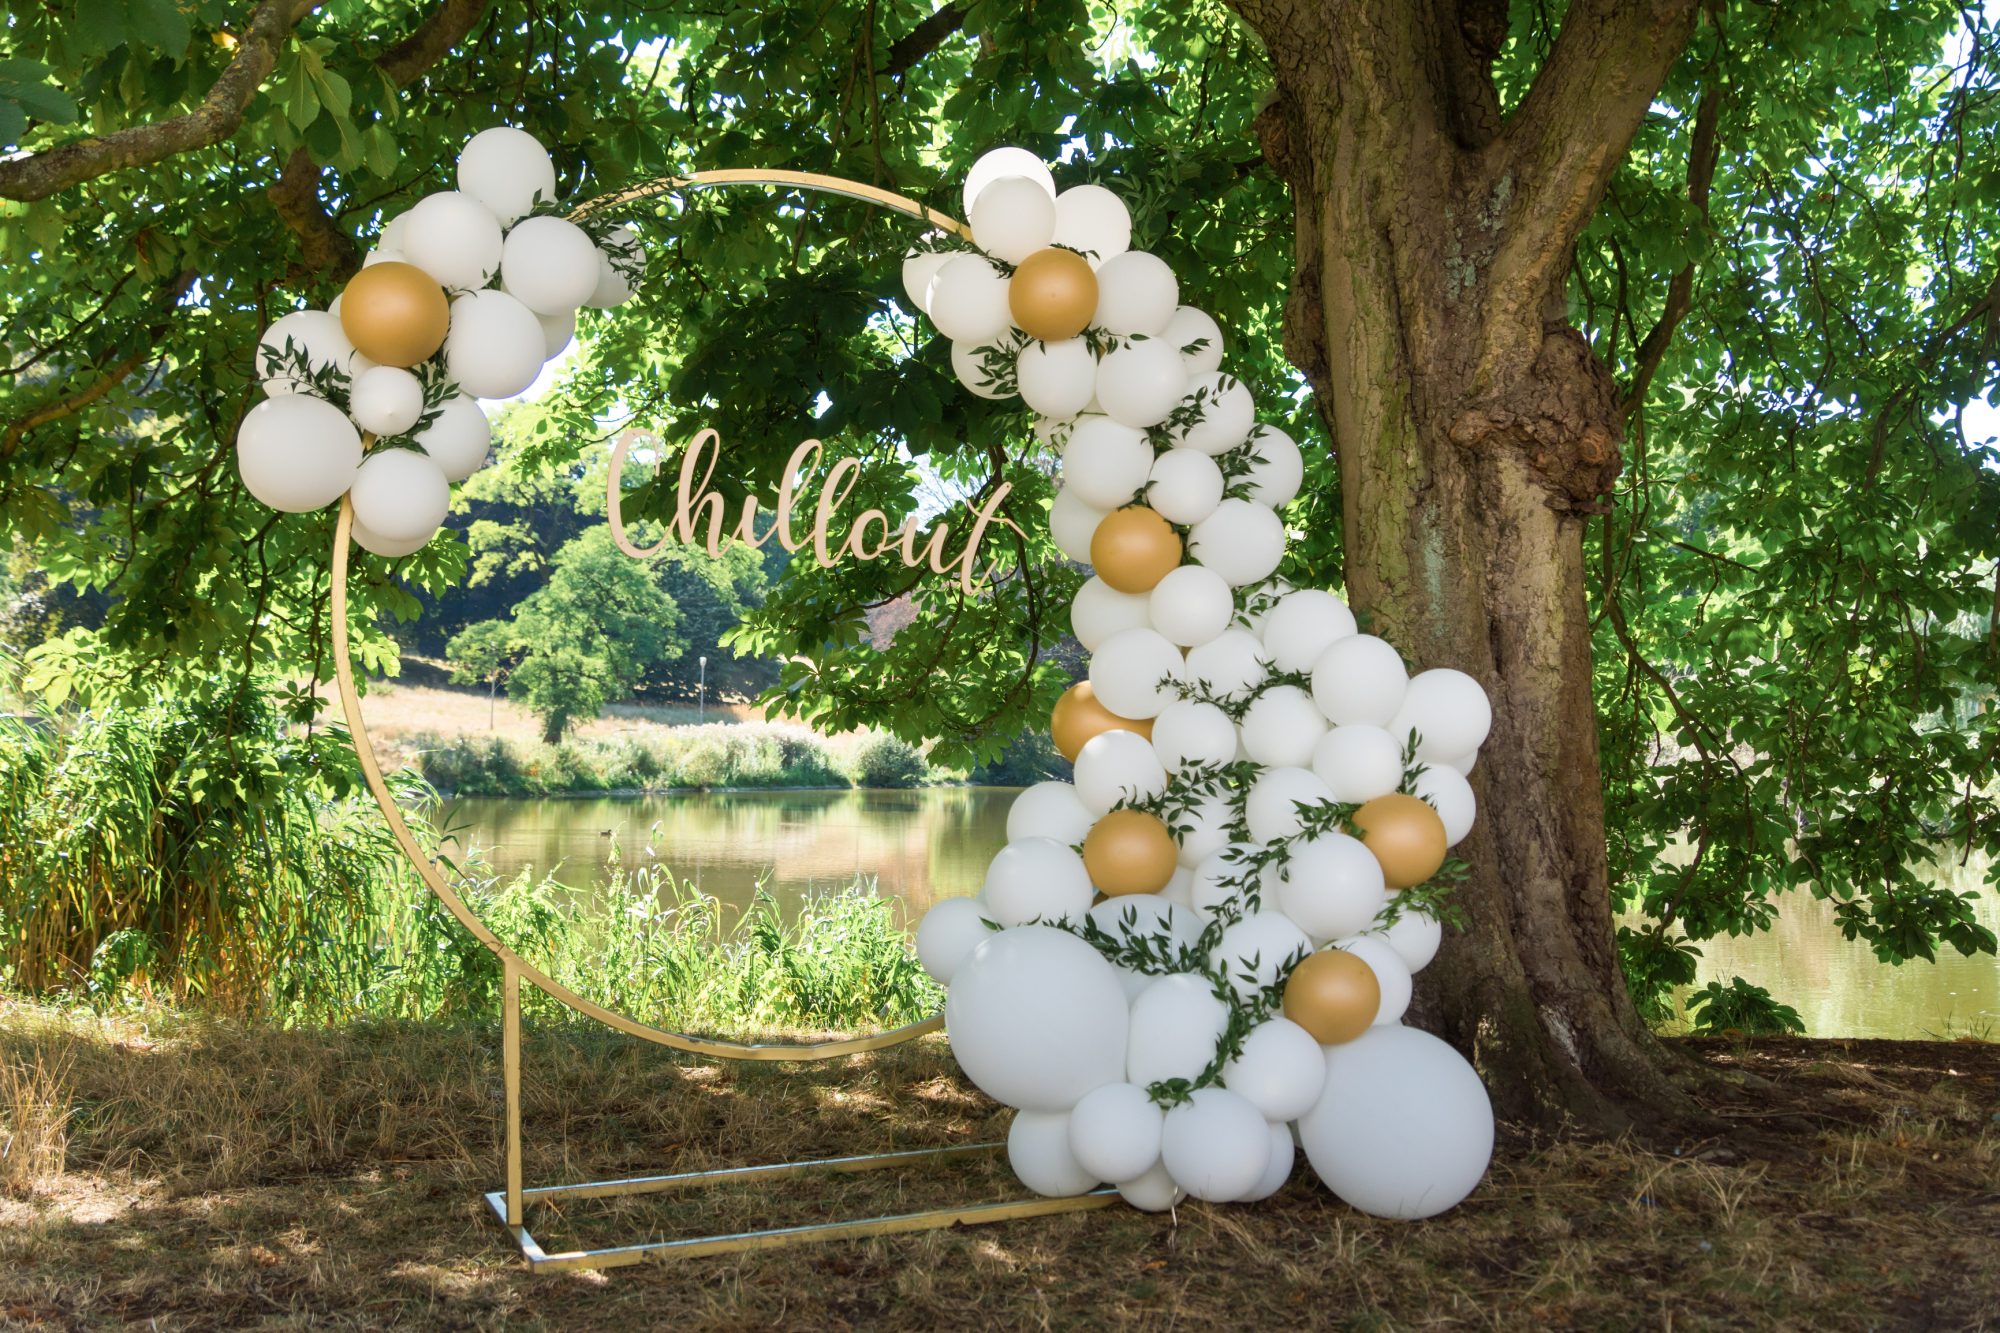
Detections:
[236, 127, 644, 555]
[911, 149, 1498, 1219]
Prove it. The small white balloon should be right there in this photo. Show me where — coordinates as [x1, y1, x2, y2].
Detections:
[1442, 749, 1479, 776]
[901, 247, 953, 314]
[1243, 425, 1304, 508]
[1172, 372, 1255, 455]
[1236, 576, 1293, 637]
[535, 306, 576, 360]
[970, 174, 1058, 264]
[1412, 763, 1477, 846]
[1127, 973, 1229, 1088]
[1008, 1109, 1101, 1197]
[585, 226, 644, 308]
[1188, 499, 1285, 586]
[1188, 844, 1261, 922]
[1390, 668, 1494, 762]
[352, 518, 435, 557]
[1016, 337, 1098, 417]
[1239, 1120, 1296, 1202]
[1161, 1087, 1269, 1202]
[499, 215, 600, 315]
[1087, 895, 1200, 955]
[1338, 934, 1413, 1026]
[1145, 448, 1224, 526]
[1375, 909, 1442, 973]
[925, 253, 1013, 344]
[361, 247, 406, 268]
[1211, 912, 1312, 1000]
[1049, 487, 1107, 564]
[1311, 634, 1409, 728]
[235, 395, 362, 512]
[1239, 685, 1328, 768]
[1223, 1017, 1326, 1123]
[1051, 183, 1131, 265]
[1091, 251, 1179, 337]
[1007, 780, 1095, 847]
[1094, 337, 1188, 429]
[1088, 627, 1185, 719]
[257, 310, 365, 394]
[984, 837, 1094, 927]
[1174, 793, 1235, 868]
[1117, 1159, 1187, 1212]
[1070, 575, 1151, 652]
[1074, 728, 1168, 815]
[1261, 589, 1358, 674]
[444, 290, 548, 400]
[945, 925, 1128, 1113]
[1150, 699, 1237, 775]
[456, 126, 557, 225]
[347, 365, 425, 437]
[1068, 1082, 1163, 1185]
[349, 447, 450, 543]
[963, 147, 1055, 218]
[1311, 725, 1405, 804]
[1148, 564, 1234, 648]
[1245, 766, 1337, 844]
[1185, 627, 1270, 702]
[915, 896, 990, 984]
[400, 190, 504, 292]
[1277, 834, 1387, 943]
[1159, 305, 1224, 375]
[378, 211, 411, 252]
[1062, 415, 1153, 509]
[414, 394, 491, 483]
[951, 336, 1018, 400]
[1160, 865, 1196, 909]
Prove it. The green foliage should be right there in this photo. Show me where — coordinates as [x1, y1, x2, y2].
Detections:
[407, 724, 844, 795]
[965, 729, 1071, 786]
[848, 733, 931, 789]
[1684, 978, 1807, 1037]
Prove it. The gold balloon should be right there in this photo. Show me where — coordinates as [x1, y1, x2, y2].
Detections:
[1082, 809, 1178, 896]
[338, 261, 450, 368]
[1051, 680, 1152, 762]
[1090, 505, 1182, 594]
[1283, 949, 1381, 1044]
[1008, 247, 1099, 342]
[1351, 793, 1448, 889]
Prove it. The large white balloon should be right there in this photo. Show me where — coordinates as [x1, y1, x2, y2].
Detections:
[1051, 184, 1131, 265]
[1068, 1082, 1163, 1184]
[235, 394, 362, 512]
[1161, 1088, 1269, 1202]
[1223, 1017, 1326, 1123]
[1412, 763, 1477, 845]
[1094, 337, 1188, 428]
[1070, 575, 1151, 652]
[257, 310, 366, 394]
[1159, 305, 1224, 375]
[1211, 912, 1312, 1000]
[915, 896, 990, 984]
[1150, 699, 1237, 775]
[1148, 564, 1234, 648]
[1239, 1120, 1296, 1202]
[1145, 447, 1223, 526]
[1390, 668, 1493, 762]
[1074, 728, 1168, 815]
[1008, 1109, 1101, 1197]
[1298, 1026, 1494, 1218]
[945, 926, 1127, 1113]
[499, 216, 600, 315]
[1049, 486, 1106, 563]
[1245, 766, 1336, 843]
[1172, 372, 1254, 455]
[1277, 834, 1387, 943]
[400, 191, 504, 292]
[971, 174, 1058, 264]
[963, 147, 1055, 218]
[456, 126, 556, 225]
[414, 394, 491, 483]
[1091, 251, 1179, 336]
[1016, 337, 1097, 417]
[443, 290, 548, 400]
[1188, 499, 1285, 586]
[901, 247, 953, 314]
[1311, 634, 1409, 728]
[348, 365, 424, 437]
[1062, 416, 1152, 509]
[984, 837, 1094, 927]
[1185, 627, 1270, 703]
[1126, 973, 1229, 1087]
[952, 337, 1018, 400]
[1088, 627, 1185, 719]
[1339, 934, 1413, 1026]
[536, 306, 576, 360]
[1311, 724, 1404, 805]
[352, 518, 434, 558]
[349, 447, 449, 544]
[1007, 780, 1096, 846]
[1261, 589, 1357, 674]
[1243, 425, 1304, 508]
[1117, 1159, 1186, 1212]
[925, 253, 1013, 344]
[1239, 684, 1327, 768]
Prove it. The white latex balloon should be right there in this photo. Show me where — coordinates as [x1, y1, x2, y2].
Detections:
[585, 226, 644, 308]
[361, 247, 406, 268]
[1412, 763, 1477, 846]
[378, 211, 411, 252]
[1161, 1088, 1269, 1202]
[1240, 685, 1328, 768]
[1185, 627, 1269, 703]
[1127, 973, 1229, 1087]
[1338, 934, 1413, 1026]
[952, 337, 1017, 400]
[1088, 627, 1185, 719]
[1117, 1159, 1187, 1212]
[1211, 912, 1311, 1000]
[352, 518, 434, 557]
[235, 395, 362, 512]
[1091, 251, 1178, 337]
[1049, 487, 1107, 564]
[1223, 1017, 1326, 1123]
[400, 191, 504, 292]
[1375, 909, 1442, 973]
[1174, 793, 1234, 868]
[1442, 749, 1479, 776]
[1070, 575, 1151, 652]
[915, 896, 990, 984]
[1074, 728, 1168, 815]
[1148, 564, 1234, 648]
[1245, 766, 1337, 844]
[1159, 305, 1224, 375]
[1261, 589, 1357, 674]
[499, 216, 599, 315]
[1007, 781, 1096, 847]
[456, 126, 556, 225]
[1243, 425, 1304, 508]
[901, 247, 953, 314]
[1277, 834, 1387, 943]
[945, 925, 1128, 1113]
[1239, 1120, 1296, 1202]
[984, 837, 1094, 927]
[1299, 1026, 1495, 1218]
[1087, 895, 1200, 955]
[1068, 1082, 1163, 1185]
[443, 290, 547, 399]
[349, 447, 449, 544]
[1311, 634, 1409, 728]
[1159, 865, 1195, 909]
[1188, 844, 1259, 922]
[414, 394, 491, 483]
[1062, 416, 1153, 509]
[536, 306, 576, 360]
[1172, 372, 1254, 455]
[1016, 338, 1097, 417]
[925, 253, 1013, 344]
[348, 366, 424, 437]
[1236, 576, 1293, 637]
[970, 174, 1058, 264]
[1094, 337, 1187, 429]
[963, 147, 1055, 218]
[1188, 499, 1285, 586]
[1311, 725, 1405, 804]
[1051, 184, 1131, 266]
[1145, 448, 1223, 525]
[1390, 668, 1493, 762]
[1008, 1109, 1101, 1197]
[1151, 700, 1238, 775]
[257, 310, 365, 394]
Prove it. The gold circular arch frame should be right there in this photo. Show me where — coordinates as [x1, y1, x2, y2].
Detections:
[331, 170, 972, 1061]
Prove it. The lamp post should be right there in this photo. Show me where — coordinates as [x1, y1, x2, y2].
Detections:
[698, 656, 707, 725]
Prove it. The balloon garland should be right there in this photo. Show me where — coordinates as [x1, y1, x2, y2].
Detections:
[909, 149, 1498, 1219]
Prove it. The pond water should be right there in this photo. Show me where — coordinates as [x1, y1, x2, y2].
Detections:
[442, 789, 1998, 1041]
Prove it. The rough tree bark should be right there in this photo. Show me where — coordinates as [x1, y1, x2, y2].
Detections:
[1226, 0, 1707, 1131]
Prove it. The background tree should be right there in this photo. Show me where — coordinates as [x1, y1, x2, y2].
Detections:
[442, 616, 516, 729]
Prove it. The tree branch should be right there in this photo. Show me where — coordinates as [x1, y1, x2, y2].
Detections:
[1621, 77, 1722, 418]
[2, 271, 199, 458]
[883, 2, 971, 77]
[0, 0, 321, 202]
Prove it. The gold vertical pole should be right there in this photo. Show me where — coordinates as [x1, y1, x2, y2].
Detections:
[504, 959, 524, 1226]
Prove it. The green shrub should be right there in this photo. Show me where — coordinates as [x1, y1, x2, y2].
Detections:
[850, 734, 930, 788]
[966, 729, 1070, 785]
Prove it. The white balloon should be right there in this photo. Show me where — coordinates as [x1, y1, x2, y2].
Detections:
[349, 446, 449, 544]
[1151, 700, 1238, 775]
[1223, 1018, 1326, 1123]
[1016, 338, 1097, 417]
[536, 306, 576, 360]
[1126, 973, 1228, 1087]
[1311, 634, 1409, 728]
[1145, 448, 1223, 526]
[951, 336, 1018, 400]
[361, 246, 406, 268]
[1159, 865, 1195, 909]
[1236, 576, 1292, 637]
[348, 365, 424, 437]
[1412, 763, 1477, 846]
[1188, 844, 1260, 922]
[235, 394, 362, 512]
[1211, 912, 1311, 1000]
[1172, 372, 1254, 455]
[585, 226, 644, 308]
[1261, 589, 1357, 674]
[1093, 337, 1187, 429]
[1159, 305, 1223, 375]
[1338, 934, 1413, 1026]
[1051, 184, 1131, 266]
[915, 896, 990, 984]
[1185, 627, 1269, 702]
[400, 191, 504, 292]
[1245, 766, 1337, 844]
[1116, 1159, 1186, 1212]
[1188, 499, 1285, 587]
[1243, 425, 1304, 508]
[377, 211, 411, 252]
[984, 837, 1094, 927]
[970, 174, 1058, 264]
[1298, 1026, 1494, 1218]
[257, 310, 365, 394]
[945, 925, 1127, 1113]
[444, 290, 547, 400]
[1442, 749, 1479, 776]
[1061, 416, 1153, 509]
[1008, 1109, 1101, 1197]
[1074, 728, 1167, 815]
[1032, 412, 1076, 450]
[1049, 487, 1107, 564]
[1091, 251, 1179, 337]
[963, 147, 1055, 218]
[1277, 834, 1387, 943]
[1087, 895, 1200, 955]
[456, 126, 556, 225]
[901, 247, 953, 314]
[1148, 564, 1234, 648]
[1088, 627, 1185, 719]
[1068, 1082, 1163, 1185]
[1239, 685, 1328, 768]
[1239, 1120, 1296, 1202]
[1007, 780, 1095, 846]
[1390, 668, 1493, 762]
[1374, 909, 1442, 973]
[1161, 1087, 1268, 1202]
[352, 518, 434, 557]
[1070, 575, 1151, 651]
[925, 253, 1013, 344]
[1174, 793, 1234, 868]
[414, 394, 491, 483]
[499, 216, 599, 315]
[1311, 725, 1405, 804]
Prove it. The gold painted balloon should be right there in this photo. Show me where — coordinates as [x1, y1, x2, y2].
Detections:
[1082, 808, 1178, 896]
[338, 261, 450, 368]
[1351, 793, 1448, 889]
[1090, 505, 1182, 594]
[1283, 948, 1381, 1044]
[1051, 680, 1153, 762]
[1008, 246, 1099, 342]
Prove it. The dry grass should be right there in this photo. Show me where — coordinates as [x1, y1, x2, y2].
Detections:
[0, 1042, 72, 1198]
[0, 1005, 1995, 1330]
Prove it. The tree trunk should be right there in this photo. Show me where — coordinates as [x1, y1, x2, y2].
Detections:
[1231, 0, 1708, 1131]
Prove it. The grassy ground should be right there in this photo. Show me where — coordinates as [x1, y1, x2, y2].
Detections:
[1, 1005, 1994, 1330]
[346, 683, 767, 749]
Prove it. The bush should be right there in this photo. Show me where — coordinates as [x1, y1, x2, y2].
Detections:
[407, 725, 851, 794]
[849, 734, 930, 789]
[966, 729, 1070, 785]
[1685, 977, 1806, 1035]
